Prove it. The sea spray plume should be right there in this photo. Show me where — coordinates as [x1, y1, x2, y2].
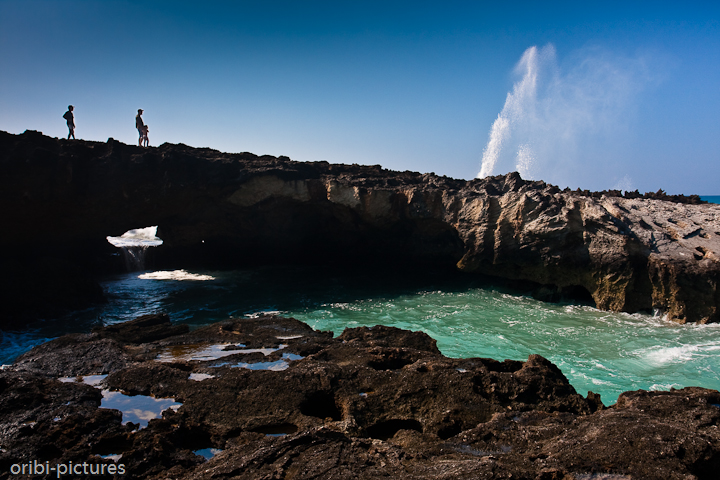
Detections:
[478, 45, 551, 178]
[478, 44, 651, 189]
[613, 174, 634, 193]
[516, 143, 535, 179]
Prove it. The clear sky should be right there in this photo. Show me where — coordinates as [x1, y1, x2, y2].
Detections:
[1, 1, 719, 194]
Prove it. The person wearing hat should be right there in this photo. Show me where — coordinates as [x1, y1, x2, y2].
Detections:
[63, 105, 75, 139]
[136, 109, 145, 146]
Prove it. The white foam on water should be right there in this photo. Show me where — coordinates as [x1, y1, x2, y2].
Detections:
[106, 226, 163, 247]
[649, 383, 683, 392]
[638, 343, 720, 367]
[138, 270, 215, 281]
[244, 310, 284, 318]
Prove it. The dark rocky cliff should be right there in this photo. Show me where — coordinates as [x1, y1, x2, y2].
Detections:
[2, 130, 719, 325]
[3, 314, 719, 479]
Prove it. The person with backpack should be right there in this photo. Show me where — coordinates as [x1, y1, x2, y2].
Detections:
[63, 105, 75, 139]
[136, 109, 145, 146]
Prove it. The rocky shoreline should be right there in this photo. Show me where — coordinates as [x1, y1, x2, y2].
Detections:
[2, 130, 719, 326]
[2, 314, 719, 479]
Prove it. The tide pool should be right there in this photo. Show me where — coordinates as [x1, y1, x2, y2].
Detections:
[2, 266, 719, 405]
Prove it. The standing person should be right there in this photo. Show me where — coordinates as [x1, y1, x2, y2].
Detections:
[135, 109, 145, 146]
[63, 105, 75, 139]
[142, 125, 149, 147]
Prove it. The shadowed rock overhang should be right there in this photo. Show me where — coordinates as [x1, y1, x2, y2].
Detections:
[1, 130, 719, 324]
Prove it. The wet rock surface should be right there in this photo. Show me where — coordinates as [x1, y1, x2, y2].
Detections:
[2, 130, 719, 324]
[2, 315, 719, 479]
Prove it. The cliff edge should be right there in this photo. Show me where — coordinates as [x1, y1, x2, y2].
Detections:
[1, 130, 719, 324]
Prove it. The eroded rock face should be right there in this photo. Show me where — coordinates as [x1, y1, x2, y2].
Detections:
[1, 315, 719, 479]
[451, 175, 720, 324]
[1, 130, 719, 323]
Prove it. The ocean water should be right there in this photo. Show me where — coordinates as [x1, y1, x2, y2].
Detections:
[701, 195, 720, 204]
[2, 266, 719, 406]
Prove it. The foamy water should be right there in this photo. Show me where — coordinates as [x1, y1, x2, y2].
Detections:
[2, 266, 719, 405]
[288, 291, 720, 405]
[139, 270, 215, 281]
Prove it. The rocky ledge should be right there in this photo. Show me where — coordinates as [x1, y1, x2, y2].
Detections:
[1, 130, 719, 324]
[2, 314, 719, 479]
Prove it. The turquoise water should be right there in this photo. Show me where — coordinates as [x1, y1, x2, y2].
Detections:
[288, 289, 720, 405]
[2, 266, 719, 405]
[701, 195, 720, 204]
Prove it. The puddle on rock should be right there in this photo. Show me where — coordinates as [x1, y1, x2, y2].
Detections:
[221, 353, 303, 371]
[575, 475, 632, 480]
[100, 390, 181, 428]
[58, 375, 180, 429]
[188, 373, 215, 381]
[58, 374, 108, 386]
[156, 344, 286, 363]
[100, 454, 122, 462]
[194, 448, 222, 460]
[452, 444, 513, 456]
[156, 344, 243, 362]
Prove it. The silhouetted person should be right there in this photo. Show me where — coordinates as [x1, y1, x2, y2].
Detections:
[136, 109, 145, 146]
[63, 105, 75, 139]
[142, 125, 149, 147]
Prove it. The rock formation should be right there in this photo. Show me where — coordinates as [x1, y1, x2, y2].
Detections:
[2, 314, 719, 479]
[1, 130, 719, 324]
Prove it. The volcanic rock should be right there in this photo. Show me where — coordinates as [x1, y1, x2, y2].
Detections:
[1, 130, 719, 324]
[1, 315, 719, 479]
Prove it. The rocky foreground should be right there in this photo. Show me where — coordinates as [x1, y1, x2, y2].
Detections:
[2, 314, 719, 479]
[2, 130, 720, 326]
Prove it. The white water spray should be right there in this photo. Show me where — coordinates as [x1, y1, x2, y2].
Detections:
[479, 45, 548, 178]
[477, 44, 650, 189]
[107, 226, 163, 271]
[612, 174, 635, 193]
[515, 144, 536, 180]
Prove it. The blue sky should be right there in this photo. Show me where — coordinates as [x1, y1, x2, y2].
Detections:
[1, 1, 719, 194]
